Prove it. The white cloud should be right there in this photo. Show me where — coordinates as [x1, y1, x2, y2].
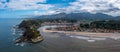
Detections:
[6, 0, 53, 10]
[0, 0, 7, 9]
[0, 2, 4, 8]
[34, 10, 61, 15]
[104, 11, 120, 16]
[1, 0, 120, 16]
[61, 0, 120, 16]
[0, 0, 7, 2]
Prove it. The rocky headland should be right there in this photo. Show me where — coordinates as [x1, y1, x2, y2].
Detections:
[15, 19, 43, 44]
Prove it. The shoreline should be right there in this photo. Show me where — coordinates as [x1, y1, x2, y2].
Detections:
[42, 27, 120, 40]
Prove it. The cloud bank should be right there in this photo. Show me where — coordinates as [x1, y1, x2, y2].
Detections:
[0, 0, 53, 10]
[1, 0, 120, 16]
[63, 0, 120, 16]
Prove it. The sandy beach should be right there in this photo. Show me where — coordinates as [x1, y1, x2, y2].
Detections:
[42, 27, 120, 40]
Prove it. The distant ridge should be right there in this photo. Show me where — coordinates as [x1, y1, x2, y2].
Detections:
[32, 12, 119, 20]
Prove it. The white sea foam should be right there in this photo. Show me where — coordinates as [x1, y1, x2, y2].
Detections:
[66, 34, 70, 36]
[87, 40, 95, 42]
[19, 33, 23, 35]
[15, 42, 25, 46]
[15, 43, 19, 46]
[91, 37, 106, 40]
[12, 32, 15, 35]
[70, 36, 89, 40]
[70, 35, 107, 42]
[20, 43, 25, 46]
[110, 36, 120, 40]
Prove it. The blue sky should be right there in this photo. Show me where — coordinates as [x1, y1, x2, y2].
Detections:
[1, 0, 120, 18]
[0, 0, 75, 18]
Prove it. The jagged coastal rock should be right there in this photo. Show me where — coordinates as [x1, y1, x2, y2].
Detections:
[15, 20, 43, 44]
[31, 36, 43, 43]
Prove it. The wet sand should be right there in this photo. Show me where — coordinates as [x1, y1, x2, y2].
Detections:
[42, 26, 120, 40]
[37, 26, 120, 52]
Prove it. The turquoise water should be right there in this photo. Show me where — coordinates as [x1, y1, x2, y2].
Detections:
[1, 18, 120, 52]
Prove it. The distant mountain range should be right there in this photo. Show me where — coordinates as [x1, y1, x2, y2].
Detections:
[33, 12, 120, 21]
[112, 16, 120, 20]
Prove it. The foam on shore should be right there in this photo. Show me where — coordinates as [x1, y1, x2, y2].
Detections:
[40, 26, 120, 41]
[69, 35, 107, 42]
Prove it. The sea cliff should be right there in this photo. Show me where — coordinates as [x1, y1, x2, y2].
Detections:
[15, 19, 43, 44]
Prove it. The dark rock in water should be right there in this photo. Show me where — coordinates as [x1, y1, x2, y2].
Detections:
[15, 35, 43, 44]
[31, 36, 43, 43]
[15, 20, 43, 44]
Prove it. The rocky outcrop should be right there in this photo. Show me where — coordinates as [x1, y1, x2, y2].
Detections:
[31, 36, 43, 43]
[15, 20, 43, 44]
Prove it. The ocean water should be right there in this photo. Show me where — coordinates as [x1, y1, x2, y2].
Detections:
[1, 18, 120, 52]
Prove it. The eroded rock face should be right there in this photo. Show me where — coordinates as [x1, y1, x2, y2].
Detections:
[15, 35, 43, 44]
[15, 20, 43, 44]
[31, 36, 43, 43]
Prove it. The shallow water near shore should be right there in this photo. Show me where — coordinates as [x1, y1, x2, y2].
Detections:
[1, 18, 120, 52]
